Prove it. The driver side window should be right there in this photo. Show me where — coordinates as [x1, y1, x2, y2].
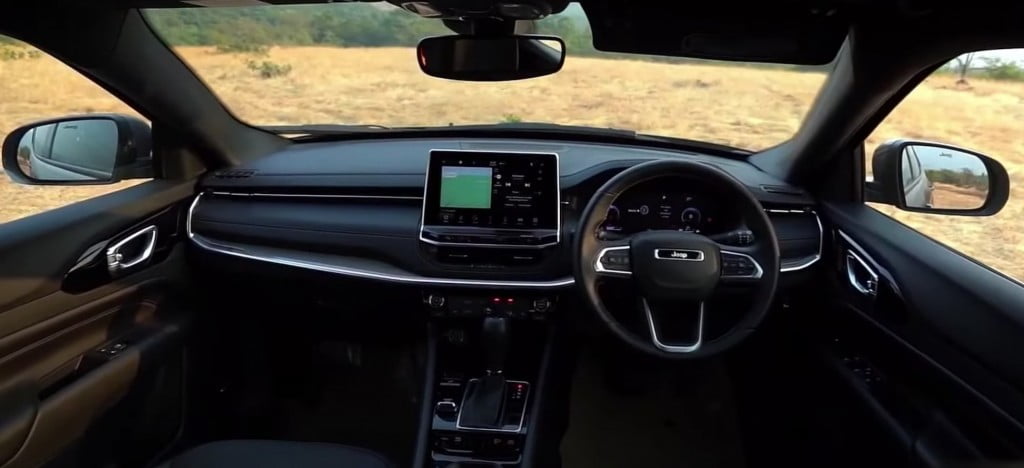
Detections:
[0, 36, 149, 224]
[864, 49, 1024, 282]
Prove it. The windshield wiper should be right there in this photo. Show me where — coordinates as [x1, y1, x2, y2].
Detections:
[261, 124, 392, 135]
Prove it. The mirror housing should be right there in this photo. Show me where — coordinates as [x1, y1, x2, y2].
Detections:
[866, 139, 1009, 216]
[2, 114, 152, 185]
[416, 35, 565, 81]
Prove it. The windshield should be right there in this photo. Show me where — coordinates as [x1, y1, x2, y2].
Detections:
[144, 4, 829, 151]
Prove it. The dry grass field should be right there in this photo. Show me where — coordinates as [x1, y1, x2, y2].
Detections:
[1, 45, 1023, 280]
[931, 183, 987, 210]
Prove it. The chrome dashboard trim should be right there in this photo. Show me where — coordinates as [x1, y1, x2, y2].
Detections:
[418, 149, 561, 249]
[187, 193, 575, 289]
[210, 191, 423, 200]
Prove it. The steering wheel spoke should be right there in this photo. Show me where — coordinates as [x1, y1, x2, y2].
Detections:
[643, 299, 704, 353]
[594, 237, 632, 277]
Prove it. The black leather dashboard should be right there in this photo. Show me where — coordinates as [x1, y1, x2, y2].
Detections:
[189, 137, 821, 287]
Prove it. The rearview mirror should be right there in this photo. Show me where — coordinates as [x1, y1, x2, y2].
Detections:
[2, 114, 152, 185]
[866, 140, 1009, 216]
[417, 35, 565, 81]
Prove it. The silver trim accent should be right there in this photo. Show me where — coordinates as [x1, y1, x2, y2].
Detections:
[771, 210, 823, 272]
[594, 245, 632, 276]
[720, 250, 765, 279]
[455, 379, 531, 433]
[837, 229, 881, 297]
[846, 250, 879, 296]
[418, 231, 558, 249]
[435, 400, 458, 414]
[644, 299, 703, 353]
[187, 194, 574, 289]
[654, 248, 705, 261]
[210, 191, 422, 200]
[106, 225, 158, 274]
[418, 149, 561, 248]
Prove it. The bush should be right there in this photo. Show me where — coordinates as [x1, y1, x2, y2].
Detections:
[246, 59, 292, 79]
[501, 114, 523, 123]
[215, 43, 269, 55]
[0, 47, 43, 61]
[925, 168, 988, 191]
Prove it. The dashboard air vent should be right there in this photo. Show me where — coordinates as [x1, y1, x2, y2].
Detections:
[760, 184, 805, 196]
[214, 169, 256, 179]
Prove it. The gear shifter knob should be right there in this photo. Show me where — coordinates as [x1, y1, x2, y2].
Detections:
[482, 315, 509, 373]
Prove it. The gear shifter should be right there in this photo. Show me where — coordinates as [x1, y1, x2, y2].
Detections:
[482, 315, 508, 374]
[460, 316, 509, 429]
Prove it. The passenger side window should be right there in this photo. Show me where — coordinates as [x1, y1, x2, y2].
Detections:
[865, 48, 1024, 282]
[0, 36, 150, 225]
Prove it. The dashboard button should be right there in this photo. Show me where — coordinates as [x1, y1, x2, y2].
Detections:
[426, 294, 446, 309]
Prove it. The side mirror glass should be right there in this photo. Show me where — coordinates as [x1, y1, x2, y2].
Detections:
[901, 145, 988, 211]
[416, 35, 565, 81]
[2, 114, 152, 185]
[867, 140, 1009, 216]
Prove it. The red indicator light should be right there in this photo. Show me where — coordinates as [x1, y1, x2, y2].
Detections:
[506, 298, 515, 304]
[492, 297, 501, 304]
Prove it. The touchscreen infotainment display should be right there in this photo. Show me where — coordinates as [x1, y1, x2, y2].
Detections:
[423, 150, 559, 230]
[439, 166, 493, 209]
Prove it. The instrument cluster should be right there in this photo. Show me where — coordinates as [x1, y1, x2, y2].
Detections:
[600, 177, 740, 236]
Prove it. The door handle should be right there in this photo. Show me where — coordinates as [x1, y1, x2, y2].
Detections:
[845, 250, 878, 296]
[106, 225, 158, 275]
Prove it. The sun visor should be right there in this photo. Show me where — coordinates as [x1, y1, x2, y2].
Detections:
[580, 2, 848, 65]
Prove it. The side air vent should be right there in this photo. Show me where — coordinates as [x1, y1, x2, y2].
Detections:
[760, 184, 805, 196]
[213, 169, 256, 179]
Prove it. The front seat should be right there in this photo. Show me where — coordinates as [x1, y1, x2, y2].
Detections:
[159, 440, 395, 468]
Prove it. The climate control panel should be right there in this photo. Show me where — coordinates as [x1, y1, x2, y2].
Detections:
[424, 292, 555, 320]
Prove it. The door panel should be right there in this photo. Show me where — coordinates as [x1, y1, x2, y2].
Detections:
[0, 181, 196, 468]
[0, 181, 193, 310]
[817, 201, 1024, 464]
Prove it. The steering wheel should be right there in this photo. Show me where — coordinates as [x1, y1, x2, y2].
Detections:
[573, 159, 780, 358]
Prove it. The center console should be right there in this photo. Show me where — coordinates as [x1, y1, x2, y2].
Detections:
[422, 290, 554, 467]
[418, 150, 564, 467]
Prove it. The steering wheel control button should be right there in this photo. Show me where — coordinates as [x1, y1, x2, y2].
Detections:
[720, 251, 763, 279]
[596, 246, 632, 275]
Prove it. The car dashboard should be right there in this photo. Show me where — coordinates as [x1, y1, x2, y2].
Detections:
[187, 137, 822, 289]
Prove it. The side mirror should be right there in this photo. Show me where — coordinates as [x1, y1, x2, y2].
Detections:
[2, 114, 152, 185]
[416, 35, 565, 81]
[866, 140, 1009, 216]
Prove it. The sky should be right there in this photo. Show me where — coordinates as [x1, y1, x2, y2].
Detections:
[974, 49, 1024, 65]
[913, 145, 988, 174]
